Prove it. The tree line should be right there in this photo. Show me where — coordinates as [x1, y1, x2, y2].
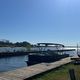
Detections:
[0, 40, 32, 48]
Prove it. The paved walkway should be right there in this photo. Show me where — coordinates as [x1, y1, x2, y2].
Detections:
[0, 57, 71, 80]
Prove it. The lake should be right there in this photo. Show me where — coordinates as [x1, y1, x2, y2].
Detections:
[0, 55, 28, 72]
[0, 50, 77, 72]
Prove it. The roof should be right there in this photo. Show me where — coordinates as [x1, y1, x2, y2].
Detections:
[37, 43, 64, 47]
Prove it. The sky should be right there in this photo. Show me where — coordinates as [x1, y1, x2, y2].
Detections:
[0, 0, 80, 45]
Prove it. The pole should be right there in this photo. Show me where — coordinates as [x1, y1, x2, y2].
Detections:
[77, 44, 78, 56]
[69, 69, 76, 80]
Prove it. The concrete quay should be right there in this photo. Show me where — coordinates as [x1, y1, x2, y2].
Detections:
[0, 57, 71, 80]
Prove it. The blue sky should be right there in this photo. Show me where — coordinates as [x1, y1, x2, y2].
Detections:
[0, 0, 80, 45]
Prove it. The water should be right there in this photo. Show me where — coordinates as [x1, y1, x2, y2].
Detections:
[0, 50, 78, 72]
[0, 55, 28, 72]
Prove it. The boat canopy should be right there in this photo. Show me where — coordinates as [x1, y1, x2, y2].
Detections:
[37, 43, 64, 47]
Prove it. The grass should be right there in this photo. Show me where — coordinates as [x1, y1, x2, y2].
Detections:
[31, 63, 80, 80]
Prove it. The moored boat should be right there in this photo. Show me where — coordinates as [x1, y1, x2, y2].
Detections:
[26, 43, 74, 66]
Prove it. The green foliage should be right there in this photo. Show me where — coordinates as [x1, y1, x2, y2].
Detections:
[31, 64, 80, 80]
[0, 40, 32, 48]
[0, 41, 13, 47]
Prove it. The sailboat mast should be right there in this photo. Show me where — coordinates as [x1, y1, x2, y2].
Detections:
[77, 44, 78, 56]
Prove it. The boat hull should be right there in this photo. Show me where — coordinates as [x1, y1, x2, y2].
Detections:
[27, 54, 69, 66]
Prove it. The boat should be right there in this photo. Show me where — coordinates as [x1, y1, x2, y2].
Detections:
[26, 43, 75, 66]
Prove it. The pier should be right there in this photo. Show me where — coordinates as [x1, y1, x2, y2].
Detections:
[0, 57, 71, 80]
[0, 48, 75, 58]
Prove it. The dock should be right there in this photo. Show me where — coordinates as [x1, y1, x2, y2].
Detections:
[0, 57, 71, 80]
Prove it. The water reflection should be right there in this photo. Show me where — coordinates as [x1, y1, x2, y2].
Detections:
[0, 55, 28, 72]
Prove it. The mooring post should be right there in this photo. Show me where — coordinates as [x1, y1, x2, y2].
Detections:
[69, 69, 76, 80]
